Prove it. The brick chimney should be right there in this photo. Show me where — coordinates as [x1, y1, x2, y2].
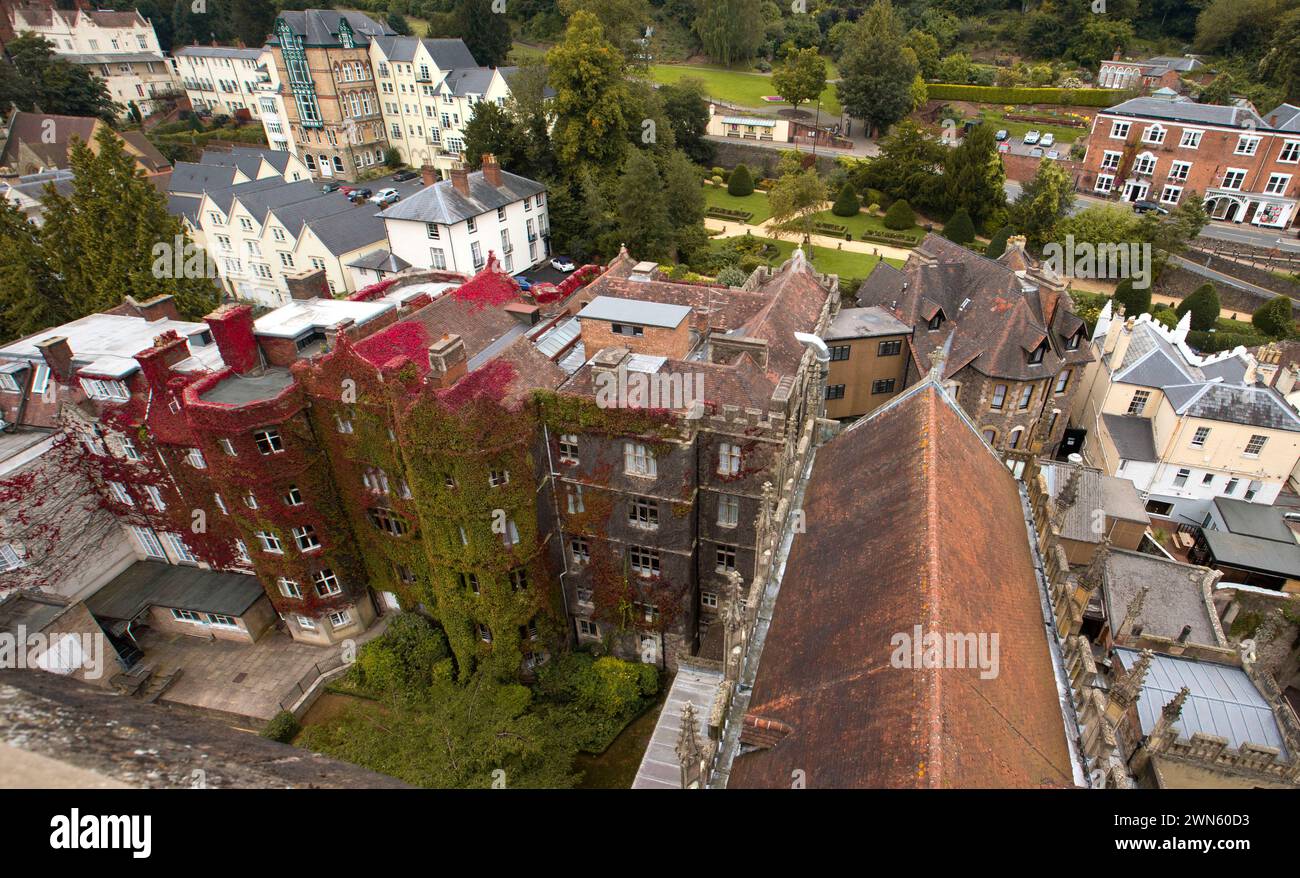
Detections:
[449, 163, 470, 197]
[285, 268, 329, 301]
[427, 334, 467, 387]
[135, 331, 192, 389]
[126, 294, 181, 322]
[34, 336, 73, 381]
[204, 304, 260, 374]
[421, 164, 438, 187]
[481, 153, 502, 187]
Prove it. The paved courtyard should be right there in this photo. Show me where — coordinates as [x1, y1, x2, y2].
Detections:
[132, 623, 381, 723]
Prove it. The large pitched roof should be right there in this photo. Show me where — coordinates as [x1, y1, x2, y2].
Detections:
[856, 234, 1091, 382]
[728, 381, 1077, 788]
[379, 168, 546, 225]
[269, 10, 393, 47]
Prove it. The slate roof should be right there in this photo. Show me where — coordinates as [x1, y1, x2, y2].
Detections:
[422, 38, 479, 69]
[728, 381, 1077, 788]
[301, 204, 387, 255]
[379, 168, 545, 225]
[1179, 383, 1300, 432]
[1102, 549, 1221, 646]
[174, 45, 265, 60]
[1102, 413, 1158, 463]
[441, 67, 496, 96]
[856, 234, 1092, 383]
[85, 561, 266, 622]
[169, 161, 239, 195]
[1214, 497, 1295, 543]
[347, 249, 412, 272]
[1103, 97, 1267, 129]
[268, 10, 394, 47]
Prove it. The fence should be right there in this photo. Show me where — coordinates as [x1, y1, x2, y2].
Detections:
[277, 653, 348, 713]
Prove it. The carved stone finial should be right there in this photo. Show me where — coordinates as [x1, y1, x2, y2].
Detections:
[1111, 648, 1153, 708]
[1118, 585, 1150, 640]
[1058, 464, 1081, 509]
[676, 701, 703, 788]
[1161, 686, 1190, 724]
[1077, 537, 1111, 595]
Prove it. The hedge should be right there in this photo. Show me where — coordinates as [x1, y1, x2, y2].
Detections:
[705, 207, 754, 222]
[1185, 330, 1269, 353]
[924, 84, 1129, 107]
[858, 230, 922, 246]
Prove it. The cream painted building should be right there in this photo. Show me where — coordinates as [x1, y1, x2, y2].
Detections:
[251, 48, 294, 153]
[8, 7, 178, 117]
[172, 45, 270, 119]
[369, 35, 517, 174]
[1072, 303, 1300, 525]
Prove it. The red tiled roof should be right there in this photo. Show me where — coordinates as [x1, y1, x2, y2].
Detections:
[728, 383, 1076, 788]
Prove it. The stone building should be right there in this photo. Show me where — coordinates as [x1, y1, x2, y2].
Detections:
[856, 233, 1093, 456]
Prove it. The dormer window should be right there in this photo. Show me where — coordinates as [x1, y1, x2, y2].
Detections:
[1066, 329, 1082, 351]
[1027, 341, 1047, 365]
[927, 312, 944, 331]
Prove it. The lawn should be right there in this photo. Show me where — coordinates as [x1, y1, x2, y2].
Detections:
[976, 107, 1085, 145]
[704, 185, 773, 224]
[510, 41, 548, 63]
[644, 63, 841, 116]
[810, 208, 929, 244]
[708, 235, 904, 280]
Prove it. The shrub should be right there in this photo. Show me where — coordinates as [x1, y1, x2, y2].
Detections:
[1152, 306, 1179, 330]
[710, 175, 723, 185]
[1112, 278, 1152, 319]
[353, 613, 449, 697]
[261, 710, 300, 743]
[943, 208, 975, 245]
[831, 183, 860, 217]
[1186, 329, 1269, 353]
[1176, 283, 1221, 332]
[866, 188, 891, 210]
[985, 226, 1011, 258]
[728, 163, 754, 197]
[883, 199, 916, 230]
[716, 266, 748, 287]
[1252, 296, 1296, 339]
[924, 84, 1126, 106]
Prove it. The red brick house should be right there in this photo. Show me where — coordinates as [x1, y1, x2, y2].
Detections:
[1079, 97, 1300, 229]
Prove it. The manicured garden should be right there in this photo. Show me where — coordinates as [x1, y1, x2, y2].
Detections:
[810, 207, 929, 244]
[707, 234, 904, 280]
[644, 62, 841, 115]
[704, 185, 772, 224]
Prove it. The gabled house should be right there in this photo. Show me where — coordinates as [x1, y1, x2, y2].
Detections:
[855, 233, 1093, 455]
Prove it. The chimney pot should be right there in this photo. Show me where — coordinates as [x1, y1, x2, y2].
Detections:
[1177, 625, 1192, 644]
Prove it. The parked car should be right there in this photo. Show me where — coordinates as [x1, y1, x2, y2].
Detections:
[1040, 133, 1055, 148]
[550, 256, 576, 272]
[513, 274, 532, 291]
[348, 187, 373, 203]
[1132, 199, 1170, 215]
[370, 187, 400, 206]
[1023, 130, 1041, 145]
[994, 129, 1009, 142]
[321, 181, 341, 193]
[391, 169, 419, 182]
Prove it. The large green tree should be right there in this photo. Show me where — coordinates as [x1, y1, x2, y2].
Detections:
[693, 0, 765, 66]
[614, 150, 673, 259]
[836, 0, 919, 137]
[547, 12, 634, 174]
[559, 0, 653, 61]
[1011, 160, 1076, 250]
[768, 153, 828, 244]
[659, 79, 713, 165]
[660, 149, 706, 261]
[456, 0, 512, 67]
[772, 46, 827, 113]
[942, 124, 1006, 229]
[0, 34, 116, 119]
[462, 100, 531, 172]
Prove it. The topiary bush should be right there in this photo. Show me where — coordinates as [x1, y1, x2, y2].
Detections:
[831, 183, 860, 217]
[1252, 296, 1296, 339]
[261, 710, 301, 743]
[985, 226, 1012, 258]
[727, 163, 754, 197]
[1112, 278, 1152, 319]
[943, 208, 975, 245]
[1176, 283, 1221, 332]
[883, 199, 916, 230]
[1152, 306, 1179, 330]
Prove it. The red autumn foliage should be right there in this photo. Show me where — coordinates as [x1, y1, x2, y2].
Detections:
[354, 319, 430, 374]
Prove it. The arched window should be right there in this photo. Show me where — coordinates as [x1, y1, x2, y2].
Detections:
[1008, 427, 1025, 450]
[981, 428, 997, 445]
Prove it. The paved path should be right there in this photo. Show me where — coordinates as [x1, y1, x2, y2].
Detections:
[705, 216, 914, 263]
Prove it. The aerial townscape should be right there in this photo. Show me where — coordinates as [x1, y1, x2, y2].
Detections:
[2, 0, 1300, 814]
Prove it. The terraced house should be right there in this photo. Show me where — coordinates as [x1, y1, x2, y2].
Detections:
[856, 234, 1094, 457]
[0, 248, 836, 677]
[1081, 97, 1300, 228]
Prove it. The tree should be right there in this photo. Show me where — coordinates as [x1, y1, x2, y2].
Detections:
[936, 51, 973, 83]
[560, 0, 653, 61]
[883, 199, 916, 230]
[693, 0, 765, 66]
[858, 120, 946, 211]
[2, 33, 116, 119]
[1176, 283, 1221, 332]
[1112, 278, 1152, 319]
[387, 12, 414, 36]
[614, 150, 673, 259]
[661, 149, 707, 261]
[985, 227, 1012, 258]
[659, 80, 713, 165]
[1260, 8, 1300, 101]
[1011, 160, 1075, 249]
[727, 163, 754, 196]
[0, 199, 65, 343]
[942, 124, 1005, 228]
[1253, 296, 1296, 338]
[462, 100, 530, 172]
[837, 0, 919, 137]
[767, 153, 827, 244]
[1197, 73, 1235, 105]
[832, 183, 860, 217]
[456, 0, 512, 68]
[772, 46, 826, 113]
[906, 29, 941, 80]
[547, 12, 635, 174]
[943, 208, 975, 244]
[229, 0, 276, 47]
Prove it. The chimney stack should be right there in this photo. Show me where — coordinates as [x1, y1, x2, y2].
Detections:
[421, 164, 438, 187]
[1177, 625, 1192, 645]
[450, 163, 470, 197]
[285, 268, 329, 301]
[135, 331, 192, 389]
[427, 334, 467, 387]
[126, 294, 181, 322]
[34, 336, 74, 381]
[204, 304, 260, 374]
[481, 153, 502, 187]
